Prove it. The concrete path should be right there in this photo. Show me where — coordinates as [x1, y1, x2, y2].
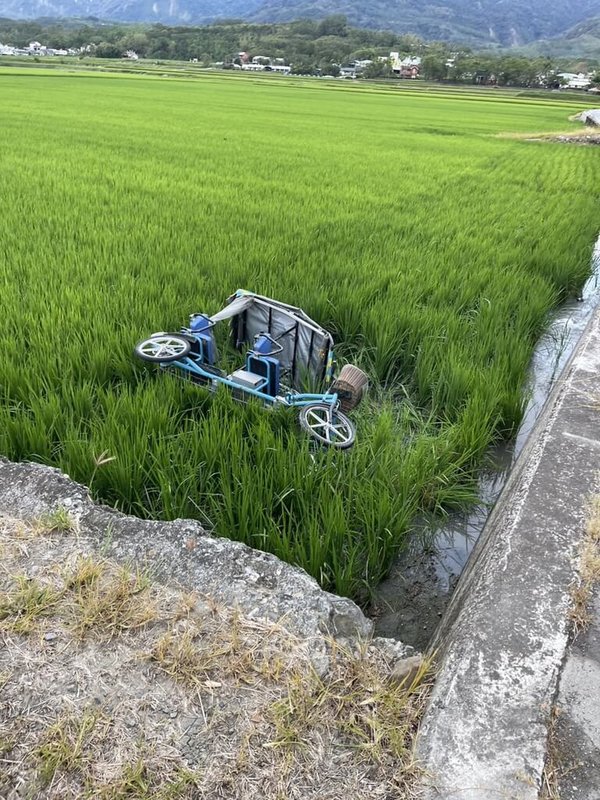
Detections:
[416, 307, 600, 799]
[555, 583, 600, 800]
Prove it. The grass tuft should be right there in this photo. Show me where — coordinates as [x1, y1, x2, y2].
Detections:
[268, 644, 432, 767]
[37, 506, 76, 534]
[0, 576, 63, 634]
[36, 709, 101, 787]
[69, 560, 156, 640]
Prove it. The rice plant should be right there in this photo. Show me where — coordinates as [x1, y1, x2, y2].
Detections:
[0, 69, 598, 601]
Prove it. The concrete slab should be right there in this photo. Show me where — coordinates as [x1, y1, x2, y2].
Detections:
[556, 588, 600, 800]
[416, 309, 600, 799]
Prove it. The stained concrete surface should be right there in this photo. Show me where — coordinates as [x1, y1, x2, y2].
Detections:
[556, 588, 600, 800]
[416, 307, 600, 799]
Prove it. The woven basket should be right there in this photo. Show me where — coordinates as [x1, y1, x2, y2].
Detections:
[331, 364, 369, 412]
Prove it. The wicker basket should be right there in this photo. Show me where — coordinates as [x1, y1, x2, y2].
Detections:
[331, 364, 369, 412]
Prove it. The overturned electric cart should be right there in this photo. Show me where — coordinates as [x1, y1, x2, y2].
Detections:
[135, 290, 368, 449]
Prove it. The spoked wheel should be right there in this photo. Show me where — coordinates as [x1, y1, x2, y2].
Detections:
[134, 334, 191, 363]
[299, 403, 356, 449]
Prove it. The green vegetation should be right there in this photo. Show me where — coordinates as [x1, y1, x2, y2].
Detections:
[1, 70, 598, 600]
[522, 17, 600, 60]
[1, 16, 597, 80]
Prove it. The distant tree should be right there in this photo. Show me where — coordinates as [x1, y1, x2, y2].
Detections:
[396, 34, 424, 53]
[117, 32, 149, 57]
[362, 60, 392, 78]
[421, 54, 447, 80]
[317, 15, 348, 38]
[313, 35, 348, 63]
[291, 58, 317, 75]
[95, 41, 122, 58]
[290, 19, 318, 37]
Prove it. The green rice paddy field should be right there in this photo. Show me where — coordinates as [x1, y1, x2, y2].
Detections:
[1, 69, 598, 600]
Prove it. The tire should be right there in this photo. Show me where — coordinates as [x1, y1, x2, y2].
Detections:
[299, 403, 356, 449]
[134, 334, 192, 363]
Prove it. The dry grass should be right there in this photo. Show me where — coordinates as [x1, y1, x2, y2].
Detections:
[266, 642, 430, 792]
[540, 705, 562, 800]
[31, 706, 201, 799]
[68, 560, 156, 640]
[0, 575, 63, 634]
[497, 129, 600, 144]
[36, 709, 101, 787]
[568, 495, 600, 636]
[541, 495, 600, 797]
[0, 555, 157, 641]
[0, 514, 431, 799]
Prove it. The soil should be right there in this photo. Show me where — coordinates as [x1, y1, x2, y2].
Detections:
[0, 514, 429, 800]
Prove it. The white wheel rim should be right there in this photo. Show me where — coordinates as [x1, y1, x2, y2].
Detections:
[305, 408, 352, 445]
[140, 336, 188, 359]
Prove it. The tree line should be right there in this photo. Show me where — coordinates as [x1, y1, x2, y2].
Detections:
[0, 15, 595, 85]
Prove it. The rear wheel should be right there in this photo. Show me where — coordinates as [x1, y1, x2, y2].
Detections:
[299, 403, 356, 449]
[134, 335, 191, 363]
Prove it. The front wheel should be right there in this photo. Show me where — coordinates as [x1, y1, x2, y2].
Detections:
[134, 334, 191, 363]
[299, 403, 356, 449]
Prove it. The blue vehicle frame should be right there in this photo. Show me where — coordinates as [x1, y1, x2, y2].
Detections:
[135, 290, 367, 449]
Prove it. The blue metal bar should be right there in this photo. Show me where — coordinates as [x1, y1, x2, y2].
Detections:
[171, 358, 279, 403]
[165, 357, 338, 408]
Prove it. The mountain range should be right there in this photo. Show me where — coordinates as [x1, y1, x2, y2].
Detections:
[2, 0, 600, 47]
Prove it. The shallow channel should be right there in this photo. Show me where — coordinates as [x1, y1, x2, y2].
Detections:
[371, 237, 600, 650]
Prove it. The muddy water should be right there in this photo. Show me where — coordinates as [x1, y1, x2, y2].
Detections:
[371, 239, 600, 650]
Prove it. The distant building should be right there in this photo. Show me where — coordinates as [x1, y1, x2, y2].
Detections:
[558, 72, 592, 89]
[339, 65, 356, 78]
[390, 53, 421, 78]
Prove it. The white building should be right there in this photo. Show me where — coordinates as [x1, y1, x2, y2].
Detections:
[558, 72, 592, 89]
[390, 53, 421, 71]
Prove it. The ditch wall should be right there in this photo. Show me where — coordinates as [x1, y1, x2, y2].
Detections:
[416, 304, 600, 798]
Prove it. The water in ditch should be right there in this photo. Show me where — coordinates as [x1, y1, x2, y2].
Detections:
[371, 238, 600, 650]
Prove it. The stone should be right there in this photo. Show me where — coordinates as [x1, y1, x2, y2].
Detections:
[388, 655, 424, 687]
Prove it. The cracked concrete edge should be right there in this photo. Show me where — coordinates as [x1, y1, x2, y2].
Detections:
[416, 306, 600, 800]
[555, 587, 600, 800]
[0, 457, 415, 670]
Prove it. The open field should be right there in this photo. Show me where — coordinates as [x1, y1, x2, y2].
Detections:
[0, 69, 598, 600]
